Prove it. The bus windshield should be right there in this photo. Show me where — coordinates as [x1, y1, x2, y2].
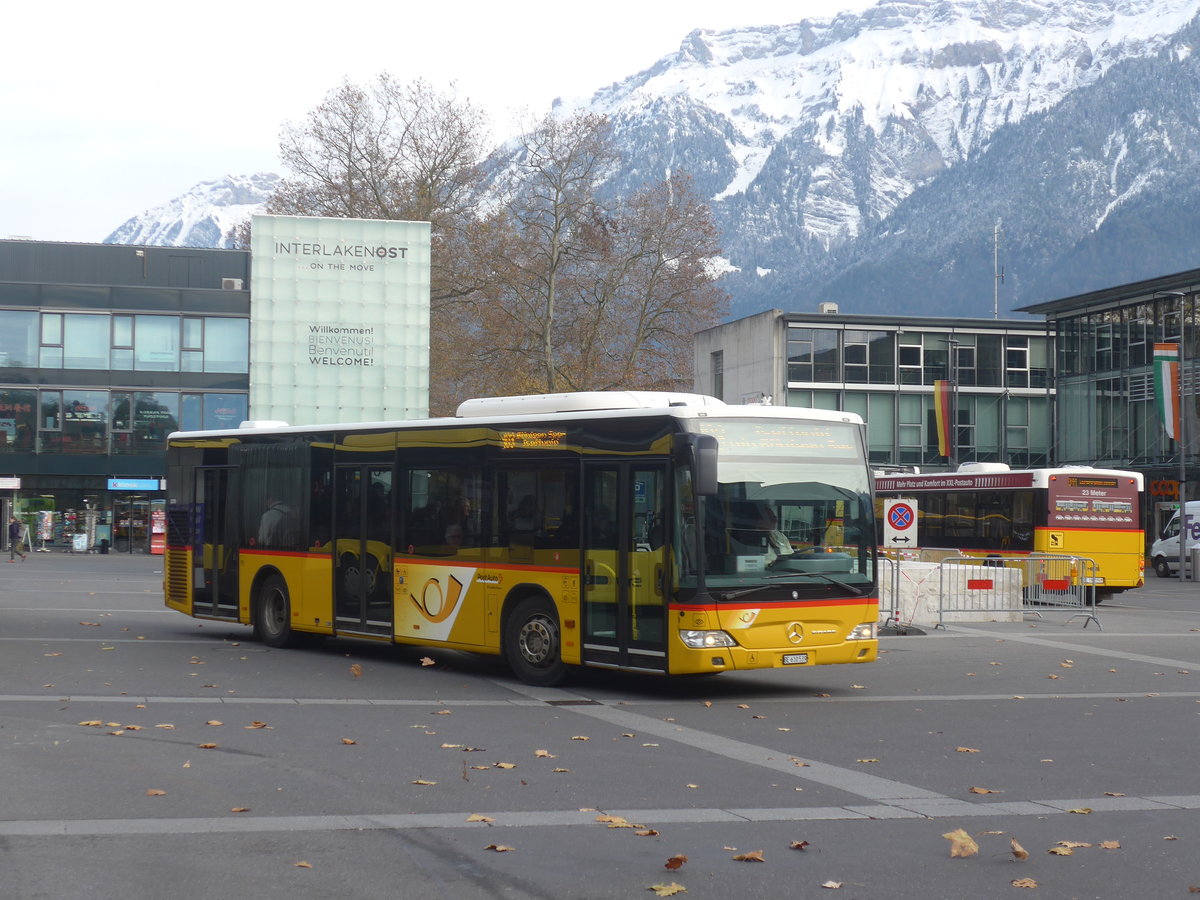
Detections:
[681, 419, 875, 593]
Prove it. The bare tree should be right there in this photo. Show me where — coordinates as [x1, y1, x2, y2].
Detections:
[491, 112, 618, 393]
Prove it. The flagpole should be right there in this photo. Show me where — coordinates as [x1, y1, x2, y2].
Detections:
[1181, 293, 1189, 585]
[1158, 291, 1190, 583]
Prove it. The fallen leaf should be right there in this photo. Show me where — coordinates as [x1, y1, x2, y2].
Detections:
[411, 779, 437, 785]
[685, 783, 699, 789]
[245, 721, 271, 729]
[943, 828, 979, 858]
[1011, 838, 1029, 860]
[702, 701, 712, 707]
[857, 758, 880, 763]
[1056, 841, 1091, 849]
[78, 720, 102, 727]
[494, 762, 516, 769]
[956, 747, 981, 753]
[790, 840, 810, 851]
[434, 709, 452, 716]
[736, 703, 750, 709]
[553, 768, 571, 773]
[145, 789, 167, 796]
[79, 622, 101, 627]
[419, 657, 435, 666]
[1048, 847, 1074, 856]
[1104, 792, 1125, 797]
[206, 720, 223, 726]
[732, 850, 764, 862]
[442, 743, 463, 749]
[198, 742, 218, 749]
[969, 787, 1002, 794]
[485, 844, 514, 852]
[231, 807, 250, 813]
[1047, 674, 1060, 679]
[294, 861, 313, 869]
[571, 735, 590, 741]
[664, 854, 687, 870]
[535, 749, 555, 758]
[349, 664, 362, 677]
[156, 724, 176, 730]
[821, 882, 843, 890]
[851, 684, 866, 689]
[1099, 840, 1121, 849]
[1068, 807, 1093, 815]
[648, 883, 687, 896]
[466, 814, 494, 823]
[1011, 878, 1038, 888]
[635, 829, 659, 837]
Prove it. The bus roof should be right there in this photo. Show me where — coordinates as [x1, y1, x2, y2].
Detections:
[168, 392, 864, 442]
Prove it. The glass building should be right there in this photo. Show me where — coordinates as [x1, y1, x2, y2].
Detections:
[1019, 268, 1199, 534]
[0, 240, 250, 552]
[694, 308, 1053, 470]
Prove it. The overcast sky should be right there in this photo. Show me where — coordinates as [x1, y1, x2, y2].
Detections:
[1, 0, 875, 244]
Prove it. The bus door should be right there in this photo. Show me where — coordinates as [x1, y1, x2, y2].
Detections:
[333, 465, 394, 635]
[581, 463, 668, 672]
[193, 466, 239, 618]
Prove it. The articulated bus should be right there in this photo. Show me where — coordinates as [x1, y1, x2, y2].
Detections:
[164, 391, 878, 685]
[874, 463, 1145, 596]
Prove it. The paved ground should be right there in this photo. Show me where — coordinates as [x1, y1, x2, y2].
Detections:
[1, 552, 1197, 899]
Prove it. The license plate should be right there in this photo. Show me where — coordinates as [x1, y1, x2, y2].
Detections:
[782, 653, 809, 665]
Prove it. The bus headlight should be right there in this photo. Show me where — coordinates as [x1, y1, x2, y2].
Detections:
[680, 629, 737, 649]
[847, 623, 876, 641]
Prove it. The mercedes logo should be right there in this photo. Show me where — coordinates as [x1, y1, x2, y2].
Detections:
[786, 622, 804, 644]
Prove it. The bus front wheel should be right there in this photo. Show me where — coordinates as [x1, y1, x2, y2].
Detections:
[255, 574, 297, 648]
[504, 597, 566, 686]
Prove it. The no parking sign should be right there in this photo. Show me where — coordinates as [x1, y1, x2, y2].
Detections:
[884, 498, 918, 548]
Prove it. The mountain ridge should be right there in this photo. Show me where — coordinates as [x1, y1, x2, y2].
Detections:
[102, 0, 1200, 319]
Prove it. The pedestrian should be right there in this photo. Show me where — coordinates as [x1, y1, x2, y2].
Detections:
[8, 516, 27, 562]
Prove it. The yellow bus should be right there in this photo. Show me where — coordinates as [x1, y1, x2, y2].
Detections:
[875, 463, 1145, 596]
[164, 391, 878, 684]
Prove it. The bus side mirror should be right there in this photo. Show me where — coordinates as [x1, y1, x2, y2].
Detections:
[676, 434, 718, 496]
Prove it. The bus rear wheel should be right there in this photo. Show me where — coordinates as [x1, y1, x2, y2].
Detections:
[504, 597, 566, 686]
[255, 574, 297, 648]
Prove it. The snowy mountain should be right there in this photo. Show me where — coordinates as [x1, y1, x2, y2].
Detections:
[561, 0, 1200, 317]
[104, 0, 1200, 319]
[103, 173, 279, 248]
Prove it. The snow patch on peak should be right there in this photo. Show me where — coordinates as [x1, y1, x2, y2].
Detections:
[104, 173, 279, 248]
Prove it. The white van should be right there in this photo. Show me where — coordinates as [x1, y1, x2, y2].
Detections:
[1149, 501, 1200, 577]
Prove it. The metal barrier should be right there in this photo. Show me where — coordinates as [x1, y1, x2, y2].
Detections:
[936, 553, 1101, 630]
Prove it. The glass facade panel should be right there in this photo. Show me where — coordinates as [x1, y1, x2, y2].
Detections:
[0, 388, 36, 452]
[63, 314, 110, 369]
[62, 389, 108, 453]
[203, 393, 247, 429]
[181, 393, 203, 432]
[134, 316, 179, 371]
[0, 310, 39, 368]
[133, 392, 180, 453]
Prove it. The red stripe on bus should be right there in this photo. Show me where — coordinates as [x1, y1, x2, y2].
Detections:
[671, 598, 877, 612]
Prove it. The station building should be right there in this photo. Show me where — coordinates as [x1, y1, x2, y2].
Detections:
[1, 216, 430, 552]
[0, 240, 252, 551]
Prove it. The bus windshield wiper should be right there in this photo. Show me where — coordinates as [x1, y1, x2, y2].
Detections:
[719, 572, 864, 601]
